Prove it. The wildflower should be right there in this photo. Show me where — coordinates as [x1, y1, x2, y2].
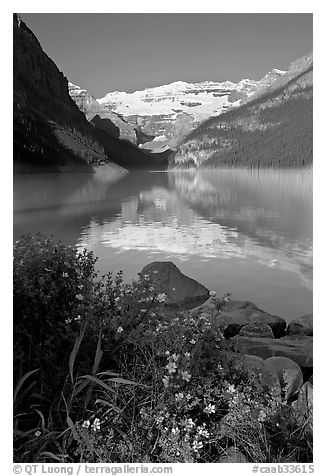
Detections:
[192, 440, 203, 451]
[82, 420, 90, 429]
[204, 403, 216, 415]
[222, 292, 232, 304]
[115, 297, 120, 302]
[62, 272, 68, 278]
[153, 270, 158, 274]
[258, 410, 267, 422]
[171, 427, 180, 435]
[35, 430, 41, 437]
[181, 371, 191, 382]
[143, 274, 149, 279]
[156, 293, 167, 302]
[117, 326, 123, 333]
[227, 384, 236, 394]
[185, 418, 195, 429]
[209, 290, 217, 298]
[149, 286, 155, 292]
[140, 309, 147, 313]
[162, 376, 170, 388]
[155, 414, 164, 424]
[184, 352, 191, 358]
[165, 350, 170, 356]
[65, 318, 72, 324]
[166, 362, 177, 374]
[91, 418, 101, 431]
[197, 428, 210, 438]
[75, 294, 84, 301]
[74, 315, 81, 322]
[171, 353, 179, 361]
[190, 339, 196, 345]
[175, 392, 184, 402]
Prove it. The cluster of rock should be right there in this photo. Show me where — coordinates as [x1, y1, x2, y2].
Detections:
[141, 261, 313, 462]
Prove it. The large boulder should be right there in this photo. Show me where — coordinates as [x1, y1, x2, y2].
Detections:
[286, 314, 313, 336]
[239, 322, 275, 338]
[265, 356, 303, 401]
[140, 262, 209, 309]
[232, 335, 313, 370]
[191, 298, 286, 338]
[218, 446, 248, 463]
[220, 300, 286, 338]
[243, 354, 281, 395]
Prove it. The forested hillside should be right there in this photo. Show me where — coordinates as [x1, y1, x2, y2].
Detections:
[172, 61, 312, 169]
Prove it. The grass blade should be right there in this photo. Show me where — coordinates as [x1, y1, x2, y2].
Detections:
[14, 369, 39, 402]
[69, 323, 87, 383]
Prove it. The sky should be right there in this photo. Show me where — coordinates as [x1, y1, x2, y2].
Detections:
[20, 13, 313, 99]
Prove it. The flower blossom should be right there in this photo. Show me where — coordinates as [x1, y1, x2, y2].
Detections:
[204, 403, 216, 415]
[175, 392, 184, 402]
[166, 361, 177, 374]
[117, 326, 123, 333]
[156, 293, 167, 303]
[82, 420, 90, 429]
[91, 418, 101, 431]
[181, 371, 191, 382]
[192, 440, 203, 451]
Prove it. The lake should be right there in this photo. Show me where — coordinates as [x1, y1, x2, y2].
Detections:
[13, 167, 313, 322]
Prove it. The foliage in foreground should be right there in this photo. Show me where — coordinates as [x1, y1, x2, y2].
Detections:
[13, 234, 313, 463]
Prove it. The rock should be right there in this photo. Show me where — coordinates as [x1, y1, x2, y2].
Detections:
[191, 298, 286, 338]
[265, 356, 303, 401]
[221, 300, 286, 338]
[232, 335, 313, 369]
[218, 446, 248, 463]
[243, 355, 281, 395]
[190, 296, 219, 317]
[215, 311, 251, 338]
[141, 262, 209, 309]
[286, 314, 313, 336]
[239, 323, 275, 338]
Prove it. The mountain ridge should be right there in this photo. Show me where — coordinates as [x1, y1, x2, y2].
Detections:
[171, 55, 312, 169]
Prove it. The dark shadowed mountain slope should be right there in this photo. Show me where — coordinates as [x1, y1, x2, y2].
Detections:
[13, 14, 168, 173]
[172, 55, 313, 169]
[68, 82, 139, 144]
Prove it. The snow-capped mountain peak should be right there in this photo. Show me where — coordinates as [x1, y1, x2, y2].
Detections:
[96, 78, 261, 122]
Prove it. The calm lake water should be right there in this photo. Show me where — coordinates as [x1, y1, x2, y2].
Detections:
[13, 168, 312, 322]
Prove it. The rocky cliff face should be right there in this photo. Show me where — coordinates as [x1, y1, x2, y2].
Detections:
[13, 14, 168, 172]
[171, 54, 312, 169]
[13, 14, 112, 172]
[68, 82, 138, 144]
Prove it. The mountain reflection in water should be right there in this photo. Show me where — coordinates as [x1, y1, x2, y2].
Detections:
[14, 168, 312, 320]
